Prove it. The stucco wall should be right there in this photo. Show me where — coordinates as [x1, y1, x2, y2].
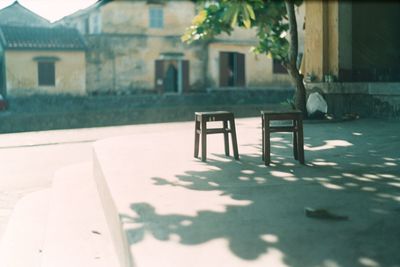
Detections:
[63, 0, 298, 93]
[5, 50, 86, 96]
[304, 0, 339, 81]
[208, 43, 291, 88]
[101, 1, 195, 35]
[216, 28, 259, 41]
[305, 1, 400, 83]
[77, 1, 202, 93]
[327, 1, 339, 77]
[85, 35, 205, 93]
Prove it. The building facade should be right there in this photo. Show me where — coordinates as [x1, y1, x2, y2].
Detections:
[0, 1, 87, 96]
[303, 0, 400, 117]
[61, 0, 292, 94]
[0, 25, 87, 96]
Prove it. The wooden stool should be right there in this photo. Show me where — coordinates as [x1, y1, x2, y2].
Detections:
[194, 111, 239, 162]
[261, 110, 305, 166]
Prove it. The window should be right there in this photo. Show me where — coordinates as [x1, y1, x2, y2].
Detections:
[84, 17, 90, 34]
[38, 62, 55, 86]
[90, 13, 101, 34]
[149, 7, 164, 28]
[272, 59, 287, 74]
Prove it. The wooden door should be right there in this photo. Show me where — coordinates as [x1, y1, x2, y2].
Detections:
[235, 53, 245, 87]
[182, 60, 190, 93]
[219, 52, 230, 87]
[155, 60, 164, 93]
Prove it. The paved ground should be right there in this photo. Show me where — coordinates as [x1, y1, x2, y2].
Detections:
[0, 122, 191, 240]
[93, 117, 400, 267]
[1, 118, 400, 267]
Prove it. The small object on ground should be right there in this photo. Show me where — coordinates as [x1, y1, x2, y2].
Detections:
[304, 207, 349, 220]
[91, 230, 102, 235]
[306, 92, 328, 118]
[325, 114, 334, 120]
[308, 110, 326, 119]
[342, 113, 360, 121]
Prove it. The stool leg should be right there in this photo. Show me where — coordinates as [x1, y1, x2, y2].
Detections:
[194, 118, 200, 158]
[297, 118, 305, 164]
[201, 119, 207, 162]
[261, 115, 264, 161]
[223, 120, 230, 156]
[293, 119, 298, 160]
[229, 118, 239, 160]
[264, 118, 271, 166]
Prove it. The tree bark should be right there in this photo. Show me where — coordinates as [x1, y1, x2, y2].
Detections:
[284, 0, 307, 116]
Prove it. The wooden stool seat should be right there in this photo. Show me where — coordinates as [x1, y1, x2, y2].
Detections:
[194, 111, 239, 162]
[261, 110, 305, 166]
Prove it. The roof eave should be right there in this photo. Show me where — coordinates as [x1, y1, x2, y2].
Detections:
[56, 0, 104, 22]
[3, 47, 87, 52]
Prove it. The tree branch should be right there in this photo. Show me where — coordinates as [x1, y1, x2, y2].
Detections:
[284, 0, 298, 67]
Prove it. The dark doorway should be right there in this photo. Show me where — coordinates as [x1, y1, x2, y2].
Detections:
[164, 64, 178, 93]
[155, 59, 190, 93]
[351, 1, 400, 81]
[219, 52, 245, 87]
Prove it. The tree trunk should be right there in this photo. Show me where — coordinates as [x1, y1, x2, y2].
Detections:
[286, 63, 306, 114]
[284, 0, 307, 116]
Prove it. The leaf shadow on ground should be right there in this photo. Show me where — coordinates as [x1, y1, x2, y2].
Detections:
[122, 119, 400, 267]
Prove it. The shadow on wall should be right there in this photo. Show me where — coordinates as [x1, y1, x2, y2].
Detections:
[121, 120, 400, 267]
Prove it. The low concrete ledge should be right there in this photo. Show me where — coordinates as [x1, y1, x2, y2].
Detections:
[0, 88, 294, 133]
[41, 162, 119, 267]
[93, 152, 133, 267]
[305, 82, 400, 118]
[306, 82, 400, 95]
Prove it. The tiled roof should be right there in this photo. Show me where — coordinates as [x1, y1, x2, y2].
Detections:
[0, 1, 50, 27]
[0, 25, 86, 50]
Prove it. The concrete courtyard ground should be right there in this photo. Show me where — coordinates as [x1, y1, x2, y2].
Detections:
[0, 122, 190, 239]
[0, 117, 399, 267]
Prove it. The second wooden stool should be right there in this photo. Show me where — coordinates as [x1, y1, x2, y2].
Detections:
[261, 110, 305, 166]
[194, 111, 239, 162]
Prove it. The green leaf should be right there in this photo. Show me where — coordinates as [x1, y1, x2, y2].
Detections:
[245, 3, 255, 20]
[231, 9, 239, 27]
[192, 10, 207, 25]
[241, 6, 251, 28]
[183, 0, 295, 64]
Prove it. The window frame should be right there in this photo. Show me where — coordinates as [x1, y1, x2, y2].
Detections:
[272, 58, 288, 74]
[84, 17, 90, 35]
[90, 13, 102, 34]
[38, 61, 56, 87]
[149, 6, 164, 29]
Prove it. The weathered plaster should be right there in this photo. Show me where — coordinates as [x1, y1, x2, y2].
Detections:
[5, 51, 86, 96]
[208, 43, 291, 88]
[304, 0, 340, 81]
[62, 0, 296, 93]
[101, 1, 195, 36]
